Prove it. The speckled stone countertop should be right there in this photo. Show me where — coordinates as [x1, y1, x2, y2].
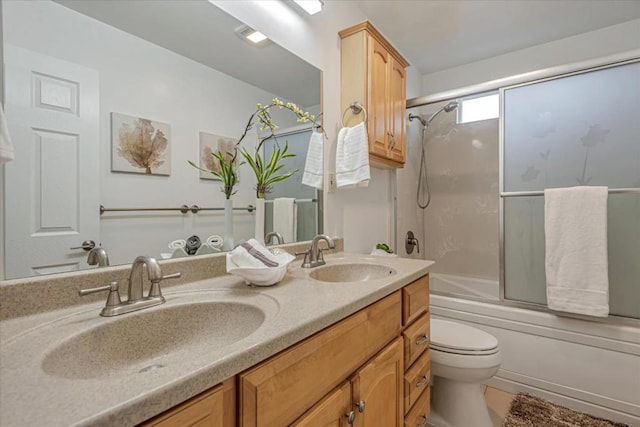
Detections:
[0, 252, 432, 427]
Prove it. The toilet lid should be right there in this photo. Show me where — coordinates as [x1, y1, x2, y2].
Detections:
[430, 318, 499, 355]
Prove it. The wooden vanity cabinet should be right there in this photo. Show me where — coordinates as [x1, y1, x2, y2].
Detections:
[142, 274, 431, 427]
[340, 21, 409, 169]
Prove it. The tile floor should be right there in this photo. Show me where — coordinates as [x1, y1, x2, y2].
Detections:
[483, 385, 516, 427]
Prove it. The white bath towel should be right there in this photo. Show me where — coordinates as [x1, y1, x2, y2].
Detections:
[0, 105, 15, 163]
[336, 122, 370, 188]
[544, 186, 609, 317]
[273, 197, 297, 243]
[302, 131, 324, 189]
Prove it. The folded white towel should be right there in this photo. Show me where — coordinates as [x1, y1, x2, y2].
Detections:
[229, 239, 281, 268]
[336, 122, 370, 188]
[302, 131, 324, 189]
[0, 104, 15, 163]
[544, 186, 609, 317]
[273, 198, 297, 243]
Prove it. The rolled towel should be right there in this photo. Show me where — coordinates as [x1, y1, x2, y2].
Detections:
[229, 239, 279, 268]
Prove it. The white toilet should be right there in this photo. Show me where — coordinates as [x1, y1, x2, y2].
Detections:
[428, 318, 502, 427]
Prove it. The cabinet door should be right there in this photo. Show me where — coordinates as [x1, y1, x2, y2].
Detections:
[292, 382, 352, 427]
[352, 337, 404, 427]
[388, 57, 406, 164]
[367, 35, 390, 158]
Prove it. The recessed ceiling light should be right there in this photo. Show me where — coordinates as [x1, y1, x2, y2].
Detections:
[293, 0, 323, 15]
[246, 30, 268, 44]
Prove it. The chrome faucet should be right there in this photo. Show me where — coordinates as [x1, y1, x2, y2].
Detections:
[79, 256, 180, 316]
[265, 231, 285, 246]
[87, 245, 109, 267]
[298, 234, 335, 268]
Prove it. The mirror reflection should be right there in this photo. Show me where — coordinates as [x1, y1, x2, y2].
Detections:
[2, 0, 322, 280]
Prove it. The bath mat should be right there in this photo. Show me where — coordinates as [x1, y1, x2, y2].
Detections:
[503, 393, 629, 427]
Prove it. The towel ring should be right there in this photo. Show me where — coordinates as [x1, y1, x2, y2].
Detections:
[341, 102, 368, 127]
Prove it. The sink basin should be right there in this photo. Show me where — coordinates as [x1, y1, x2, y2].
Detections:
[309, 263, 396, 283]
[41, 301, 265, 379]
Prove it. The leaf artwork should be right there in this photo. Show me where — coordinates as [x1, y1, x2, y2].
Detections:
[116, 117, 169, 174]
[202, 138, 235, 175]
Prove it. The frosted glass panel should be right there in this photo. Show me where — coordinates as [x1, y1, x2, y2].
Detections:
[503, 61, 640, 318]
[504, 61, 640, 192]
[503, 194, 640, 318]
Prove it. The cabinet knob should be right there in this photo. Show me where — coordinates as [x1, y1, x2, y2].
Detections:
[415, 334, 429, 345]
[355, 400, 366, 413]
[416, 415, 428, 427]
[416, 375, 429, 388]
[345, 411, 355, 424]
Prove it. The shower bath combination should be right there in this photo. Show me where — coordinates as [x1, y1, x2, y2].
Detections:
[409, 101, 459, 209]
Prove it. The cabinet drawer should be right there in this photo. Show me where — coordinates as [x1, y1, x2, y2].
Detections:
[141, 378, 234, 427]
[404, 384, 430, 427]
[239, 292, 401, 427]
[402, 275, 429, 326]
[404, 350, 430, 415]
[403, 312, 430, 368]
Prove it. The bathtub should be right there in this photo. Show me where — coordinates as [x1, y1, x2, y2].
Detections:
[428, 273, 640, 426]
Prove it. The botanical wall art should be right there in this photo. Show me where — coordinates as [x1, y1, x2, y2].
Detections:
[111, 112, 171, 175]
[198, 132, 237, 181]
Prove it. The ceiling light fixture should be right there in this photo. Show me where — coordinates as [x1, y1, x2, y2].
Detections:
[293, 0, 323, 15]
[234, 25, 270, 46]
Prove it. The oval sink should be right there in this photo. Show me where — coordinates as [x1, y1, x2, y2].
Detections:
[309, 263, 396, 283]
[42, 301, 265, 379]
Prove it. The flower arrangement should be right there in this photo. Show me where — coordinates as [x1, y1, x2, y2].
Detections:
[189, 98, 315, 199]
[238, 98, 315, 198]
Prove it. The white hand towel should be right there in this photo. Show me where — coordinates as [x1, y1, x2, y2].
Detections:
[544, 186, 609, 317]
[273, 198, 297, 243]
[0, 104, 15, 163]
[302, 131, 323, 189]
[336, 122, 370, 188]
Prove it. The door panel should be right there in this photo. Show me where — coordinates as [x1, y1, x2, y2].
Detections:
[4, 45, 100, 279]
[352, 337, 403, 427]
[292, 382, 352, 427]
[367, 36, 389, 158]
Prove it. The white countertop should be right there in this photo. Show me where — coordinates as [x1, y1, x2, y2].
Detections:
[0, 253, 432, 426]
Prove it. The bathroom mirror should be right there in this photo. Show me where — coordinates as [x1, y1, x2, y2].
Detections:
[1, 0, 322, 280]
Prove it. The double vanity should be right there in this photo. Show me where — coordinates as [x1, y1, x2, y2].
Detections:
[0, 241, 432, 426]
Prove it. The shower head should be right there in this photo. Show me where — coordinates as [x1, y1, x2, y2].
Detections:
[409, 101, 459, 128]
[443, 101, 458, 113]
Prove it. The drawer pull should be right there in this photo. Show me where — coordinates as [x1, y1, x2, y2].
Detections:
[345, 411, 355, 424]
[416, 375, 429, 388]
[415, 334, 429, 345]
[355, 400, 366, 413]
[416, 415, 428, 427]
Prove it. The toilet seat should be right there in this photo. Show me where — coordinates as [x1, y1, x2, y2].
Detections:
[430, 318, 499, 356]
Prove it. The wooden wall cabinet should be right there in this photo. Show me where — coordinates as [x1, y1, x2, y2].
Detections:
[340, 21, 409, 169]
[141, 274, 430, 427]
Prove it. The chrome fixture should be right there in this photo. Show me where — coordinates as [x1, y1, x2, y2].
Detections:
[409, 101, 459, 210]
[298, 234, 335, 268]
[265, 231, 285, 246]
[70, 240, 95, 251]
[87, 245, 109, 267]
[79, 256, 180, 316]
[405, 231, 420, 254]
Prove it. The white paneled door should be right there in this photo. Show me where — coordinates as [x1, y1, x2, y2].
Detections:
[4, 45, 100, 279]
